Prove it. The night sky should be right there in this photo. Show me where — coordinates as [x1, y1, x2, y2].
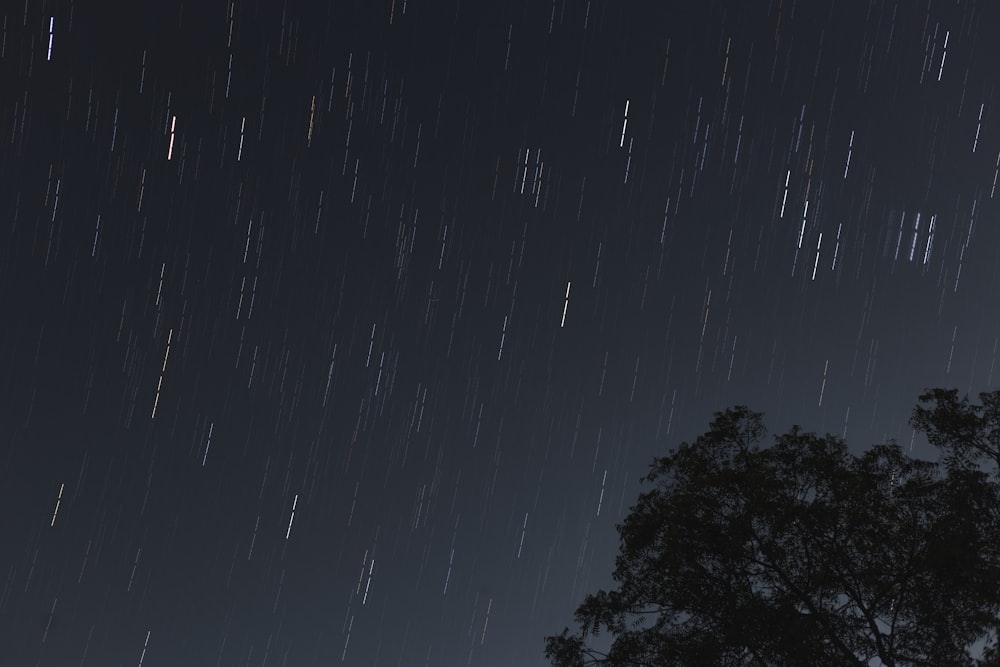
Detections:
[2, 0, 1000, 665]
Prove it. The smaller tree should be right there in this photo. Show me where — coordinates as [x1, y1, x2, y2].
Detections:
[911, 388, 1000, 472]
[546, 395, 1000, 667]
[911, 388, 1000, 663]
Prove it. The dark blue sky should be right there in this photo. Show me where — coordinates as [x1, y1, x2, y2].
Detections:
[2, 0, 999, 665]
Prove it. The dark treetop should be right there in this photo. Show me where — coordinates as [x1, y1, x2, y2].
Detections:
[546, 389, 1000, 666]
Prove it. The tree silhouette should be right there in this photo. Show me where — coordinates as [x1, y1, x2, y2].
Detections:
[546, 392, 1000, 666]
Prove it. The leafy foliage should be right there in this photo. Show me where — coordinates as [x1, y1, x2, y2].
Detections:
[912, 388, 1000, 472]
[546, 393, 1000, 667]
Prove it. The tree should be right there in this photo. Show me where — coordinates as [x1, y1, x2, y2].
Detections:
[911, 388, 1000, 473]
[545, 392, 1000, 667]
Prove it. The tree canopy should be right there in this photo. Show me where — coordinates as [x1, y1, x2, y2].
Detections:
[545, 389, 1000, 667]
